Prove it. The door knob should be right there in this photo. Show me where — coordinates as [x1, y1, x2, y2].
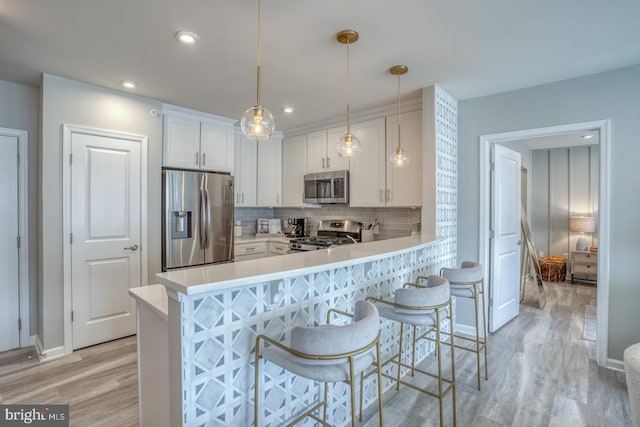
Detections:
[516, 240, 522, 246]
[124, 244, 139, 251]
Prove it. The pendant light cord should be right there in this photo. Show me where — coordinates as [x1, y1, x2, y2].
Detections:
[346, 37, 351, 134]
[256, 0, 262, 106]
[397, 73, 401, 149]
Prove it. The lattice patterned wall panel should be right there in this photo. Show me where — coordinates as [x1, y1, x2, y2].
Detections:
[435, 85, 458, 248]
[180, 242, 456, 427]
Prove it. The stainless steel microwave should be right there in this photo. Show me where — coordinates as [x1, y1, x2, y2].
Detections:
[303, 170, 349, 204]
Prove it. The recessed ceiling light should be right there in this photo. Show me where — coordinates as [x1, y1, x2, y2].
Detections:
[176, 31, 198, 44]
[282, 106, 294, 114]
[120, 80, 136, 89]
[581, 134, 594, 139]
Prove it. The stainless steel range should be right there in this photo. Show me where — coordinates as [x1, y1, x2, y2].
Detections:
[289, 220, 362, 252]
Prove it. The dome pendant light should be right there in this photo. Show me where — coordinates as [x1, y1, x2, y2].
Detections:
[389, 65, 409, 167]
[336, 30, 362, 158]
[240, 0, 275, 140]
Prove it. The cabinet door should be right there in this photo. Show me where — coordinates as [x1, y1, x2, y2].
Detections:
[348, 118, 386, 207]
[306, 130, 327, 173]
[386, 110, 423, 206]
[257, 137, 282, 207]
[282, 135, 307, 206]
[325, 125, 350, 171]
[200, 121, 234, 173]
[235, 136, 257, 207]
[163, 114, 201, 169]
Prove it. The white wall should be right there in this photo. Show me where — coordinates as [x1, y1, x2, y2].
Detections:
[457, 64, 640, 360]
[39, 74, 163, 350]
[0, 80, 38, 336]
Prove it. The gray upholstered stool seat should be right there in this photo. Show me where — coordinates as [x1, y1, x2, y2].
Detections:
[624, 342, 640, 427]
[254, 300, 384, 427]
[432, 261, 488, 390]
[368, 275, 456, 427]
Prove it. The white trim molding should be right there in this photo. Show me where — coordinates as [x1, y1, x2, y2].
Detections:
[478, 119, 611, 368]
[62, 124, 149, 355]
[0, 126, 31, 349]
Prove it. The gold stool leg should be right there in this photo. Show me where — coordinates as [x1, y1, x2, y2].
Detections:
[323, 382, 328, 425]
[349, 357, 357, 427]
[397, 323, 404, 390]
[254, 342, 260, 427]
[436, 309, 444, 427]
[411, 325, 417, 376]
[359, 371, 364, 422]
[376, 341, 385, 427]
[474, 288, 481, 390]
[450, 299, 457, 427]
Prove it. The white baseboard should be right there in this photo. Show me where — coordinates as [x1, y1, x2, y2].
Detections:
[607, 358, 625, 372]
[35, 336, 66, 362]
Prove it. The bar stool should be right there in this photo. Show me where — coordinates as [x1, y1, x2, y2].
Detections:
[425, 261, 487, 390]
[367, 275, 456, 427]
[254, 300, 384, 427]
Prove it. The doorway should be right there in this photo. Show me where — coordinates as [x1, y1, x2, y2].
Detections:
[0, 127, 30, 352]
[62, 124, 149, 353]
[479, 120, 611, 367]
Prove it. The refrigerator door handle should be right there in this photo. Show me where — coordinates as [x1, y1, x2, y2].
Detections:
[199, 188, 206, 250]
[204, 188, 212, 249]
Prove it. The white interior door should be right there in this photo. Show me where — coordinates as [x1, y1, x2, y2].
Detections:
[489, 144, 522, 332]
[0, 134, 20, 352]
[70, 131, 141, 349]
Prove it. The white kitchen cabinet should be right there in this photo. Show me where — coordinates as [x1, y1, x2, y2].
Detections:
[234, 241, 267, 261]
[385, 110, 423, 206]
[163, 107, 235, 173]
[348, 118, 387, 207]
[306, 129, 350, 173]
[257, 136, 282, 207]
[282, 135, 307, 207]
[268, 241, 289, 256]
[234, 133, 257, 207]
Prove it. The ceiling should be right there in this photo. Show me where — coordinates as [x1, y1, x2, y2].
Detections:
[1, 0, 639, 131]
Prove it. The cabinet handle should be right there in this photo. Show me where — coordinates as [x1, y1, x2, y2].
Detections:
[322, 157, 325, 169]
[386, 189, 391, 202]
[277, 193, 280, 204]
[236, 192, 240, 204]
[379, 190, 384, 202]
[242, 193, 245, 204]
[327, 157, 331, 169]
[195, 152, 199, 165]
[202, 152, 206, 165]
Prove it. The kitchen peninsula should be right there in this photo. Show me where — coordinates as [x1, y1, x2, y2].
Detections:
[139, 233, 455, 427]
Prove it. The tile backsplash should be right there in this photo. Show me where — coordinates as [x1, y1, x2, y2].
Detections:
[234, 206, 421, 240]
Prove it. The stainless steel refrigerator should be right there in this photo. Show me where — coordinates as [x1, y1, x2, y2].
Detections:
[162, 169, 234, 270]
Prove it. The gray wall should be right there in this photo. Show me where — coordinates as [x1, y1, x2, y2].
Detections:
[531, 146, 599, 258]
[0, 80, 39, 336]
[39, 74, 163, 350]
[458, 64, 640, 360]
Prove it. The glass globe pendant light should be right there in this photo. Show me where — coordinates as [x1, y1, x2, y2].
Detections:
[240, 0, 275, 140]
[389, 65, 409, 167]
[336, 30, 361, 158]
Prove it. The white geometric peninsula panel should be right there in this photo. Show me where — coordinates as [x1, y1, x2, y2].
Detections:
[179, 242, 457, 427]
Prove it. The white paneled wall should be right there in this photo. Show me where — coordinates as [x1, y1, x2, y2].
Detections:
[531, 145, 599, 257]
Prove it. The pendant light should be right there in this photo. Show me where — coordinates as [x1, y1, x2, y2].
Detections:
[240, 0, 275, 140]
[336, 30, 362, 158]
[389, 65, 409, 167]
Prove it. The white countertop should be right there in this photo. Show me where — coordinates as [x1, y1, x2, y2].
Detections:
[129, 284, 168, 320]
[155, 233, 439, 296]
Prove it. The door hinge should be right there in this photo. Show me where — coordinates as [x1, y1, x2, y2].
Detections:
[18, 318, 22, 331]
[489, 230, 495, 238]
[71, 311, 74, 322]
[70, 233, 73, 244]
[17, 152, 20, 167]
[69, 153, 73, 165]
[17, 236, 21, 248]
[490, 161, 495, 171]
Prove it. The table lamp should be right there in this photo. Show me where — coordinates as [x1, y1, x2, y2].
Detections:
[569, 216, 595, 251]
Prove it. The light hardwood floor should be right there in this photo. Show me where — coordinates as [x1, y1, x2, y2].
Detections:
[0, 282, 632, 426]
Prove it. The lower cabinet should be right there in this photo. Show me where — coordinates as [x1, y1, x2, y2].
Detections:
[234, 240, 289, 261]
[268, 241, 289, 256]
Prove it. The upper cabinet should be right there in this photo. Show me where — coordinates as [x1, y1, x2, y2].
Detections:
[162, 105, 235, 173]
[348, 112, 422, 207]
[257, 136, 282, 207]
[282, 135, 307, 207]
[348, 118, 387, 206]
[385, 110, 423, 207]
[306, 129, 349, 173]
[234, 131, 283, 208]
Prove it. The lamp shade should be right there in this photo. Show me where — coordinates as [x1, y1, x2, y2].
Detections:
[569, 216, 595, 233]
